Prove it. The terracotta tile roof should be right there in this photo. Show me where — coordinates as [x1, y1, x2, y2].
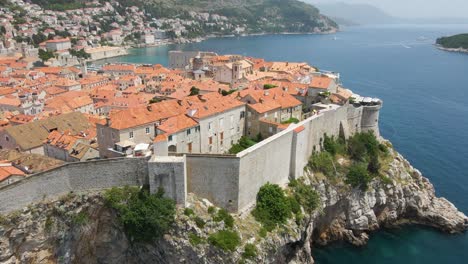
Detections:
[310, 76, 332, 89]
[102, 64, 136, 72]
[238, 87, 302, 112]
[108, 100, 184, 130]
[9, 114, 34, 124]
[0, 97, 21, 107]
[154, 134, 167, 142]
[157, 114, 198, 135]
[3, 112, 92, 151]
[46, 38, 70, 43]
[0, 163, 26, 182]
[45, 91, 93, 113]
[294, 125, 305, 133]
[0, 87, 17, 96]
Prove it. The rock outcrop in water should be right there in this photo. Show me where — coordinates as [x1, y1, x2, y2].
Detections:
[0, 149, 466, 263]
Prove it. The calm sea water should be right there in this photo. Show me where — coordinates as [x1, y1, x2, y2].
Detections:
[97, 24, 468, 263]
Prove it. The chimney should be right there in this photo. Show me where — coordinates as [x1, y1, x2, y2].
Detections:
[177, 100, 183, 106]
[147, 105, 152, 111]
[105, 117, 111, 126]
[264, 90, 269, 96]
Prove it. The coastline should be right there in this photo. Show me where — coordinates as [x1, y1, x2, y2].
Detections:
[435, 44, 468, 54]
[90, 29, 339, 65]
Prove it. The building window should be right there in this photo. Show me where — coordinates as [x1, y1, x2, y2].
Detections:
[195, 126, 200, 132]
[219, 118, 224, 128]
[247, 121, 251, 128]
[240, 111, 245, 119]
[129, 131, 134, 138]
[208, 122, 212, 131]
[269, 127, 273, 133]
[5, 136, 9, 142]
[264, 113, 268, 118]
[187, 128, 191, 135]
[145, 127, 150, 134]
[220, 132, 224, 145]
[111, 132, 115, 139]
[169, 135, 173, 141]
[209, 136, 213, 145]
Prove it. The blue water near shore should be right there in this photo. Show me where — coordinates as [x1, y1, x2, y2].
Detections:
[97, 24, 468, 263]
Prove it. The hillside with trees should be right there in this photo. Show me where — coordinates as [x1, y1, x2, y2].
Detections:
[30, 0, 338, 35]
[436, 34, 468, 50]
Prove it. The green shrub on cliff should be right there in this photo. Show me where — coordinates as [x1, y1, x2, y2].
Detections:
[213, 208, 234, 228]
[323, 134, 346, 156]
[347, 131, 379, 161]
[242, 243, 258, 259]
[289, 179, 320, 213]
[208, 229, 241, 252]
[252, 183, 291, 231]
[308, 151, 335, 177]
[104, 186, 176, 242]
[345, 163, 373, 191]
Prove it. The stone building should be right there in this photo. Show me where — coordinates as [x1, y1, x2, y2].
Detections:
[45, 38, 72, 52]
[237, 87, 303, 138]
[0, 112, 94, 155]
[97, 93, 246, 158]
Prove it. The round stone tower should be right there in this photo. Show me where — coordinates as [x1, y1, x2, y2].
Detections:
[360, 101, 383, 137]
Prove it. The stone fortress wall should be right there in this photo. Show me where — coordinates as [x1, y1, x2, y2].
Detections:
[0, 103, 381, 214]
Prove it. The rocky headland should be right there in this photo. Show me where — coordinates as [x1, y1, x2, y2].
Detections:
[0, 147, 466, 264]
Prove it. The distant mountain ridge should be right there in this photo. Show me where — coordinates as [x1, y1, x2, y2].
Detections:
[306, 1, 468, 26]
[307, 2, 397, 25]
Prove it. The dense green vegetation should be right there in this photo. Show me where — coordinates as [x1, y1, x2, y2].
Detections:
[242, 243, 258, 259]
[189, 86, 200, 96]
[69, 48, 91, 59]
[228, 136, 258, 154]
[104, 186, 176, 242]
[307, 132, 390, 191]
[38, 49, 55, 62]
[30, 0, 87, 11]
[281, 117, 300, 124]
[263, 84, 277, 89]
[436, 34, 468, 49]
[189, 232, 205, 246]
[252, 180, 320, 232]
[208, 229, 241, 252]
[213, 208, 234, 228]
[252, 183, 291, 231]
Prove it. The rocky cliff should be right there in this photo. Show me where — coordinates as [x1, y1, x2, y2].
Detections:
[0, 148, 466, 263]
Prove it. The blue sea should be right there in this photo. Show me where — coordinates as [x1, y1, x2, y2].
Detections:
[97, 24, 468, 263]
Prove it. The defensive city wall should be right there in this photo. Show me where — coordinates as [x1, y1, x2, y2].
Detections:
[0, 103, 381, 214]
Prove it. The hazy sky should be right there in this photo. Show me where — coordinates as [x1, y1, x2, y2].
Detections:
[313, 0, 468, 19]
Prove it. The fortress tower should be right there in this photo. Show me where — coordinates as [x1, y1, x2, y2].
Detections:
[360, 101, 383, 138]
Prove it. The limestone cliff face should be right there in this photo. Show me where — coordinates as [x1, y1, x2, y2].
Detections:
[0, 149, 466, 263]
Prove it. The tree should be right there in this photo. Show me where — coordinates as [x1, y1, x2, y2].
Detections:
[189, 86, 200, 96]
[69, 48, 91, 59]
[345, 163, 372, 191]
[252, 183, 291, 230]
[104, 187, 176, 242]
[38, 49, 54, 62]
[32, 33, 47, 46]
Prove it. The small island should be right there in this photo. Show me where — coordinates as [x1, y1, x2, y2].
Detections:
[436, 33, 468, 53]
